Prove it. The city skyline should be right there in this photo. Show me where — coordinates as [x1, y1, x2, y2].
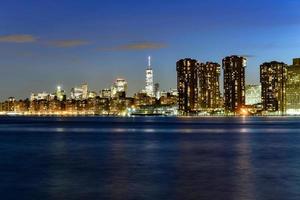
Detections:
[1, 0, 300, 100]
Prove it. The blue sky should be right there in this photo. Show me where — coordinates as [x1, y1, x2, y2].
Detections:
[1, 0, 300, 100]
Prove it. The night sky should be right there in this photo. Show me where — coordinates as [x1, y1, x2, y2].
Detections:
[1, 0, 300, 100]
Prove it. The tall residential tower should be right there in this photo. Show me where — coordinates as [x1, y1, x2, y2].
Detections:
[223, 55, 247, 113]
[177, 58, 199, 114]
[260, 61, 287, 114]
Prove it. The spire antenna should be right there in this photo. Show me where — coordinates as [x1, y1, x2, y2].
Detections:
[148, 56, 151, 68]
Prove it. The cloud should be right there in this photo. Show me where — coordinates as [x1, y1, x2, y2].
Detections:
[50, 40, 90, 48]
[99, 42, 167, 51]
[240, 54, 256, 58]
[0, 34, 37, 43]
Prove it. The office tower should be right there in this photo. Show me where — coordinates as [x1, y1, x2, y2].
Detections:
[71, 87, 83, 100]
[111, 78, 128, 98]
[70, 83, 89, 100]
[82, 83, 88, 99]
[223, 55, 247, 113]
[145, 56, 154, 97]
[55, 86, 65, 101]
[154, 83, 160, 99]
[100, 89, 111, 98]
[286, 58, 300, 114]
[176, 58, 199, 114]
[30, 92, 51, 101]
[245, 85, 262, 105]
[198, 62, 221, 109]
[260, 61, 287, 113]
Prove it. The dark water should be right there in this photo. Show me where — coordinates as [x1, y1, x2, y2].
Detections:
[1, 116, 300, 200]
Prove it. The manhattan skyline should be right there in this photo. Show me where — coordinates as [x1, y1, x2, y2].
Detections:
[1, 0, 300, 100]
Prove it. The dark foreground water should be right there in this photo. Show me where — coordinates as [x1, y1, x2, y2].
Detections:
[1, 117, 300, 200]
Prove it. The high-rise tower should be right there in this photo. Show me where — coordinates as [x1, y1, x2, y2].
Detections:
[177, 58, 199, 114]
[223, 55, 247, 113]
[260, 61, 287, 114]
[145, 56, 154, 97]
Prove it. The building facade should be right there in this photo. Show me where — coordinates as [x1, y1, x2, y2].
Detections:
[286, 58, 300, 114]
[198, 62, 221, 110]
[145, 56, 154, 97]
[245, 85, 261, 105]
[176, 58, 199, 114]
[222, 55, 247, 113]
[260, 61, 287, 114]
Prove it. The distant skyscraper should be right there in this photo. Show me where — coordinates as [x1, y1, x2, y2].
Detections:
[111, 78, 128, 98]
[82, 83, 88, 99]
[154, 83, 160, 99]
[198, 62, 221, 109]
[177, 58, 199, 114]
[223, 55, 247, 113]
[286, 59, 300, 114]
[245, 85, 261, 105]
[100, 88, 112, 98]
[145, 56, 154, 97]
[260, 61, 287, 113]
[71, 83, 89, 100]
[55, 86, 65, 101]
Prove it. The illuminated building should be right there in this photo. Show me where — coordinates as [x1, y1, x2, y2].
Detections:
[154, 83, 160, 99]
[55, 86, 65, 101]
[111, 78, 128, 98]
[70, 83, 88, 100]
[30, 92, 52, 101]
[71, 87, 83, 100]
[100, 89, 111, 98]
[198, 62, 221, 110]
[286, 58, 300, 114]
[88, 91, 97, 99]
[245, 85, 261, 105]
[82, 83, 88, 99]
[177, 58, 199, 114]
[260, 61, 287, 113]
[223, 55, 247, 113]
[145, 56, 154, 97]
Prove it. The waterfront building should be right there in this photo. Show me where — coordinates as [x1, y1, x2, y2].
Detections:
[177, 58, 199, 114]
[145, 56, 154, 97]
[245, 85, 261, 105]
[222, 55, 247, 113]
[70, 87, 83, 100]
[100, 89, 111, 98]
[55, 86, 65, 101]
[198, 62, 221, 110]
[286, 58, 300, 114]
[154, 83, 160, 99]
[30, 92, 52, 101]
[70, 83, 89, 100]
[111, 78, 128, 98]
[82, 83, 88, 99]
[260, 61, 287, 114]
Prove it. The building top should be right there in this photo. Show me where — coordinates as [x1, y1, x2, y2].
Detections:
[293, 58, 300, 66]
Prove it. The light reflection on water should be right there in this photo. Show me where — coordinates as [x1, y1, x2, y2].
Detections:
[0, 117, 300, 200]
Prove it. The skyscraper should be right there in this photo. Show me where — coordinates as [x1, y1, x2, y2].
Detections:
[260, 61, 287, 114]
[70, 83, 89, 100]
[55, 86, 65, 101]
[82, 83, 88, 99]
[154, 83, 160, 99]
[177, 58, 199, 114]
[286, 58, 300, 114]
[145, 56, 154, 97]
[223, 55, 247, 113]
[198, 62, 221, 110]
[111, 78, 128, 98]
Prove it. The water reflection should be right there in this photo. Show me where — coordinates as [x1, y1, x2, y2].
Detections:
[1, 117, 300, 199]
